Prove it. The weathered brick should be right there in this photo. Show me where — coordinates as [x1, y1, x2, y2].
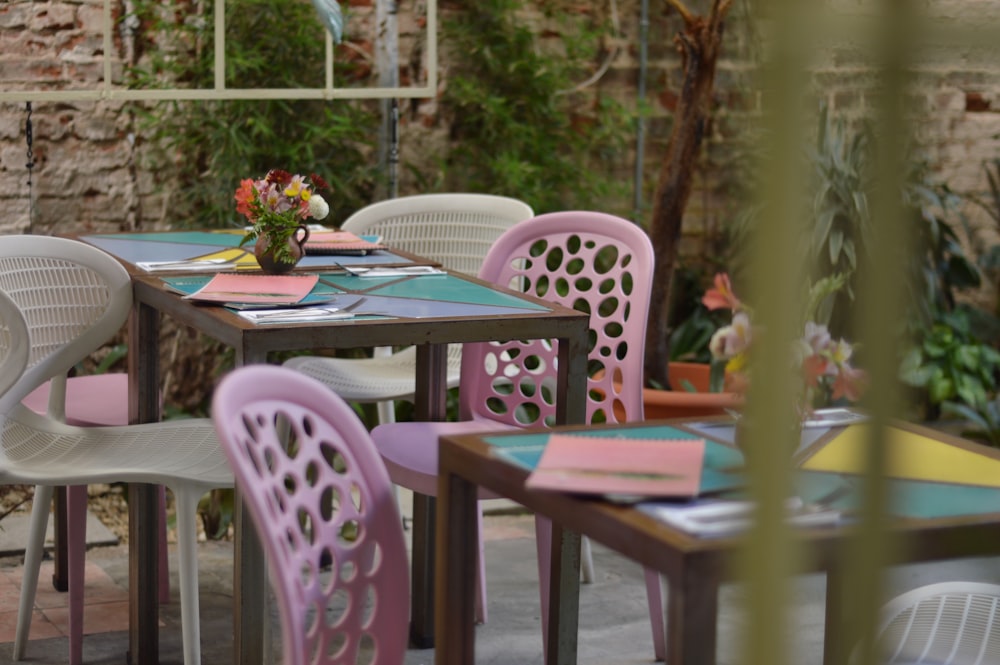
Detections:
[29, 3, 77, 32]
[0, 3, 33, 30]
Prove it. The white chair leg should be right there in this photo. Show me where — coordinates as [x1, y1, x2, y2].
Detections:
[580, 536, 595, 583]
[475, 503, 487, 624]
[158, 486, 170, 604]
[13, 484, 53, 661]
[644, 568, 666, 661]
[375, 399, 396, 426]
[173, 487, 203, 665]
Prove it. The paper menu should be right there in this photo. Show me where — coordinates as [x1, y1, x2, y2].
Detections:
[182, 273, 319, 305]
[305, 230, 386, 255]
[526, 434, 705, 499]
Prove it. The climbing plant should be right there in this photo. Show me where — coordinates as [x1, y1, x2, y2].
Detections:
[129, 0, 381, 230]
[434, 0, 633, 213]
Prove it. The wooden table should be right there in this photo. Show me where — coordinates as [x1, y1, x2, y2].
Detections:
[435, 418, 1000, 665]
[79, 231, 590, 665]
[79, 231, 589, 665]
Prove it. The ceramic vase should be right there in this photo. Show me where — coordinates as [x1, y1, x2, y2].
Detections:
[253, 224, 310, 274]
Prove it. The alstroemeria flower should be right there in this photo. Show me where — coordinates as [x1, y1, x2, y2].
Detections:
[234, 179, 256, 217]
[709, 310, 752, 360]
[831, 364, 868, 402]
[702, 273, 743, 311]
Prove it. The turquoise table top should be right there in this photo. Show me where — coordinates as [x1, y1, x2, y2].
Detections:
[484, 422, 1000, 520]
[80, 230, 409, 269]
[161, 271, 551, 319]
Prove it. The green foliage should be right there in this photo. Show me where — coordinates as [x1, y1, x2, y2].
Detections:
[806, 106, 872, 335]
[129, 0, 380, 230]
[436, 0, 632, 213]
[899, 307, 1000, 422]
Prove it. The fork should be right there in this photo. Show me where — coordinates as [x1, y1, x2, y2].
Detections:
[251, 297, 367, 319]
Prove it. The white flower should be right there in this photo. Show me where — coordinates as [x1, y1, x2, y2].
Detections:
[308, 194, 330, 220]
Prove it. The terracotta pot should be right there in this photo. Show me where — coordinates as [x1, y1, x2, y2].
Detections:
[641, 362, 743, 420]
[253, 224, 310, 274]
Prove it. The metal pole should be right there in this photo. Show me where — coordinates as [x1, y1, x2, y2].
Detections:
[633, 0, 649, 221]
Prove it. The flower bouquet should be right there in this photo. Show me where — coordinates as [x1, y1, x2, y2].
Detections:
[702, 273, 868, 416]
[235, 170, 331, 272]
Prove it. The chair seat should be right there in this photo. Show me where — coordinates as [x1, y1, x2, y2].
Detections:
[5, 408, 231, 488]
[283, 344, 462, 402]
[373, 419, 504, 499]
[21, 375, 130, 426]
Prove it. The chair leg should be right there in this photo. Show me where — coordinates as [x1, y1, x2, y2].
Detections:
[66, 485, 88, 665]
[475, 504, 487, 624]
[534, 514, 552, 660]
[580, 536, 595, 583]
[13, 485, 54, 661]
[172, 487, 203, 665]
[158, 486, 170, 604]
[644, 568, 666, 662]
[375, 399, 396, 426]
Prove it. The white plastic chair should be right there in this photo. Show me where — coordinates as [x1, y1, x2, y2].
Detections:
[20, 375, 172, 605]
[0, 235, 232, 665]
[283, 193, 534, 426]
[871, 581, 1000, 664]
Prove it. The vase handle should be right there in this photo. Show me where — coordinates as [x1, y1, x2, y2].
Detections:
[293, 224, 310, 250]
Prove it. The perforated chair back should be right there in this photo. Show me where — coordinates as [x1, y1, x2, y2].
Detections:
[460, 210, 654, 427]
[873, 582, 1000, 665]
[212, 365, 409, 665]
[341, 193, 534, 275]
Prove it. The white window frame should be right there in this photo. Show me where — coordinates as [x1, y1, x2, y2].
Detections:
[0, 0, 437, 103]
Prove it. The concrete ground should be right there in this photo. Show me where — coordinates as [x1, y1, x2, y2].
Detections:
[2, 490, 1000, 665]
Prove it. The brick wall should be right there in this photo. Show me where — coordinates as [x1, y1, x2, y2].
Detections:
[3, 0, 1000, 246]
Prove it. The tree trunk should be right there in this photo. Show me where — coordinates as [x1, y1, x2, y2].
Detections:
[644, 0, 732, 388]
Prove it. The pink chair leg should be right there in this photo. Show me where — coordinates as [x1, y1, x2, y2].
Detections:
[66, 485, 88, 665]
[534, 515, 553, 659]
[644, 569, 666, 661]
[536, 515, 666, 662]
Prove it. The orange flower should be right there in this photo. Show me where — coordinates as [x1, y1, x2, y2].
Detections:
[702, 273, 743, 311]
[234, 179, 257, 219]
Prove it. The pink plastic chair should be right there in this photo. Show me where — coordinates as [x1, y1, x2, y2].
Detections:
[371, 211, 667, 658]
[211, 364, 410, 665]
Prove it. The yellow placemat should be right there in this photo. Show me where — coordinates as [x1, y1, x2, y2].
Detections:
[192, 247, 258, 267]
[802, 424, 1000, 487]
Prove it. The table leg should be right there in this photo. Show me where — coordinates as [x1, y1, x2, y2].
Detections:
[409, 343, 448, 648]
[545, 522, 581, 665]
[52, 487, 68, 591]
[824, 567, 847, 665]
[128, 301, 161, 665]
[666, 561, 719, 665]
[234, 497, 267, 665]
[435, 446, 478, 665]
[232, 346, 269, 665]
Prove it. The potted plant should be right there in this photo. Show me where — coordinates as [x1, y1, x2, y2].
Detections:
[235, 169, 331, 273]
[641, 360, 744, 420]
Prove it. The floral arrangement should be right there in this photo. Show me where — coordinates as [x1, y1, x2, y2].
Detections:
[702, 273, 868, 413]
[235, 169, 331, 264]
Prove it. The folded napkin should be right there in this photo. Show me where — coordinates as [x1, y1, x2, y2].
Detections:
[137, 258, 238, 272]
[343, 266, 445, 278]
[237, 306, 355, 325]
